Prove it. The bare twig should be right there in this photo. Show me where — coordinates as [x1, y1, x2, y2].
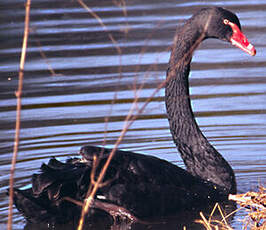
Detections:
[75, 1, 125, 229]
[76, 0, 124, 154]
[75, 6, 213, 230]
[77, 0, 122, 55]
[112, 0, 129, 34]
[76, 25, 207, 230]
[35, 40, 62, 76]
[8, 0, 31, 230]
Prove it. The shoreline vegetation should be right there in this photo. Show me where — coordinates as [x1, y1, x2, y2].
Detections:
[197, 186, 265, 230]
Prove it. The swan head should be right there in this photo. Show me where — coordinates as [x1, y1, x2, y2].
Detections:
[197, 7, 256, 56]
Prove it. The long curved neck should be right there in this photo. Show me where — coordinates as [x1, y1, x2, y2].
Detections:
[165, 25, 236, 194]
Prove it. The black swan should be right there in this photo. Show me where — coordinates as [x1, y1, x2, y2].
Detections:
[12, 7, 256, 224]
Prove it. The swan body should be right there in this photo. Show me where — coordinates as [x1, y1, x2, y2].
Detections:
[12, 7, 255, 224]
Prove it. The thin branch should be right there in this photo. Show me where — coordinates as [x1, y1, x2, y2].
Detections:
[8, 0, 31, 229]
[35, 40, 62, 76]
[77, 0, 122, 55]
[76, 5, 212, 230]
[75, 1, 125, 228]
[76, 28, 206, 230]
[76, 0, 124, 155]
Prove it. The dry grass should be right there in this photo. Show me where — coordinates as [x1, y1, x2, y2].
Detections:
[196, 186, 266, 230]
[195, 203, 235, 230]
[229, 186, 266, 230]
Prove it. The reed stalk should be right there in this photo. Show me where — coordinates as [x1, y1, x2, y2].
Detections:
[8, 0, 31, 230]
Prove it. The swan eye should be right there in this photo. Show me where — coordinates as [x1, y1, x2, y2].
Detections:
[223, 19, 230, 25]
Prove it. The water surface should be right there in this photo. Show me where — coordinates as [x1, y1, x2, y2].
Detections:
[0, 0, 266, 229]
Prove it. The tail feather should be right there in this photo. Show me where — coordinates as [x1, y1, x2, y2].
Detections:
[12, 159, 90, 223]
[13, 188, 52, 223]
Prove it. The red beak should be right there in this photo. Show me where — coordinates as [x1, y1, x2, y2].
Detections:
[224, 20, 256, 56]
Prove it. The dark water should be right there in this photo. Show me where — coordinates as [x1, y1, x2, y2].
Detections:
[0, 0, 266, 229]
